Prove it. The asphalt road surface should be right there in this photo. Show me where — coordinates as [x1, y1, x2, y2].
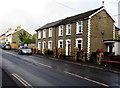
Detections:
[1, 49, 120, 87]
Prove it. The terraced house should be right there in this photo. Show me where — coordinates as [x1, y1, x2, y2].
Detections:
[36, 6, 117, 58]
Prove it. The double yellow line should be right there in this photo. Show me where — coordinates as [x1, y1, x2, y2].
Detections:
[11, 74, 33, 88]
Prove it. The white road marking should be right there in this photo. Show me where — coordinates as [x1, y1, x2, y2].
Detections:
[37, 63, 52, 68]
[64, 71, 109, 87]
[12, 74, 33, 88]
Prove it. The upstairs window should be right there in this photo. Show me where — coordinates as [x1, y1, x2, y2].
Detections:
[38, 31, 41, 39]
[43, 29, 46, 38]
[49, 28, 52, 37]
[66, 24, 71, 35]
[76, 21, 83, 34]
[58, 40, 63, 48]
[59, 25, 64, 36]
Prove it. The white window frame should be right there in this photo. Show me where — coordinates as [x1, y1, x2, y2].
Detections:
[76, 21, 83, 34]
[58, 40, 63, 48]
[59, 25, 64, 36]
[42, 41, 46, 54]
[66, 39, 71, 56]
[49, 28, 52, 37]
[43, 29, 46, 38]
[76, 38, 83, 50]
[38, 31, 41, 39]
[38, 42, 41, 50]
[66, 24, 71, 35]
[48, 41, 52, 50]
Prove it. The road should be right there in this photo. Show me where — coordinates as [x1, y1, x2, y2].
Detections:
[1, 49, 120, 87]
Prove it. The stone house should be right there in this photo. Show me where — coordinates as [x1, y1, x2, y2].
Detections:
[0, 33, 5, 44]
[5, 26, 32, 44]
[36, 6, 117, 58]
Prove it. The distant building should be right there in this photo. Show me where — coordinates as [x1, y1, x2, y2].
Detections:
[0, 33, 5, 44]
[0, 26, 32, 45]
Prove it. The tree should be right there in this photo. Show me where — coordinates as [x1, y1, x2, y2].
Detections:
[18, 32, 30, 45]
[31, 34, 36, 43]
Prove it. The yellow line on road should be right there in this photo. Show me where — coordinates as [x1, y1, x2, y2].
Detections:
[11, 74, 33, 88]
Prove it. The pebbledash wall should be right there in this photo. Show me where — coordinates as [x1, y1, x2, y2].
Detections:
[36, 6, 115, 57]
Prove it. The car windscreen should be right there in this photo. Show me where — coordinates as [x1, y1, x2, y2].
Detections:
[21, 46, 30, 49]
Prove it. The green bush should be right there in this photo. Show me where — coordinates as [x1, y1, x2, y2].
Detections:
[45, 49, 53, 55]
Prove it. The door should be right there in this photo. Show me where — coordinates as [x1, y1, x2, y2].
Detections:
[68, 44, 70, 56]
[42, 42, 46, 54]
[66, 39, 71, 56]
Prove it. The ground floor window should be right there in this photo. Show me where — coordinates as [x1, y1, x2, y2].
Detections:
[48, 41, 52, 50]
[76, 38, 83, 51]
[42, 41, 46, 54]
[38, 42, 41, 50]
[58, 40, 63, 48]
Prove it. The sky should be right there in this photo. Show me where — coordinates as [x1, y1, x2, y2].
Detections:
[0, 0, 119, 35]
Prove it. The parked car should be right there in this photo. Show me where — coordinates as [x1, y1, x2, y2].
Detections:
[2, 44, 11, 50]
[18, 46, 32, 55]
[0, 44, 4, 48]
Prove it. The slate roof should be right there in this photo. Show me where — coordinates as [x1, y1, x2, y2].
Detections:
[36, 6, 114, 31]
[115, 26, 120, 31]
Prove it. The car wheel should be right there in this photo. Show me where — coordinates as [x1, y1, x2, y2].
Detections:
[19, 51, 22, 55]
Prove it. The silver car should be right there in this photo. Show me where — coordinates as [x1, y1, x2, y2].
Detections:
[2, 44, 11, 50]
[18, 46, 32, 55]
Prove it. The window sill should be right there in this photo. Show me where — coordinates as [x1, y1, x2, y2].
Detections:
[66, 34, 71, 36]
[58, 35, 63, 37]
[76, 33, 82, 35]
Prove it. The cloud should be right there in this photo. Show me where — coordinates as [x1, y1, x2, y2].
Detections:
[0, 0, 119, 35]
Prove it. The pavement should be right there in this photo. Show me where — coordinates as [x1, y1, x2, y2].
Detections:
[34, 54, 120, 74]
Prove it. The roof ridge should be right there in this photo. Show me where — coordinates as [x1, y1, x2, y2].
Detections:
[36, 6, 104, 31]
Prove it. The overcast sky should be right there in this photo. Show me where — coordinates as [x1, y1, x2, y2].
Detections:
[0, 0, 119, 35]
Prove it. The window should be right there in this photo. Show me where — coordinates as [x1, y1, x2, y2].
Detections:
[76, 38, 82, 51]
[42, 41, 46, 54]
[59, 25, 64, 36]
[66, 24, 71, 35]
[38, 42, 41, 50]
[43, 29, 46, 38]
[38, 31, 41, 39]
[76, 21, 83, 34]
[48, 41, 52, 50]
[58, 40, 63, 48]
[49, 28, 52, 37]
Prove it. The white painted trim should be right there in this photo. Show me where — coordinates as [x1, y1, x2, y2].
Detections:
[59, 25, 64, 36]
[76, 21, 83, 34]
[58, 40, 63, 48]
[66, 24, 71, 35]
[38, 42, 41, 50]
[89, 7, 104, 18]
[43, 29, 46, 38]
[38, 30, 41, 39]
[66, 39, 71, 56]
[113, 24, 115, 40]
[87, 18, 91, 54]
[48, 28, 52, 38]
[48, 40, 52, 50]
[42, 41, 46, 54]
[76, 38, 83, 49]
